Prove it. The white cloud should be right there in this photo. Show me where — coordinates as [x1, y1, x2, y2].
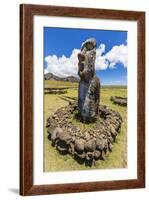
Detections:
[45, 49, 79, 77]
[105, 44, 127, 68]
[44, 68, 48, 74]
[95, 44, 109, 70]
[44, 43, 127, 77]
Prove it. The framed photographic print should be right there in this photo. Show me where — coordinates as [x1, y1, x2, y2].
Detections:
[20, 4, 145, 196]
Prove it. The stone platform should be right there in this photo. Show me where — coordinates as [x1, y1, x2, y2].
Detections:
[110, 96, 127, 106]
[46, 102, 122, 166]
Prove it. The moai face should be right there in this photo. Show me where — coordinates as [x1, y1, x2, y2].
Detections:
[78, 38, 97, 82]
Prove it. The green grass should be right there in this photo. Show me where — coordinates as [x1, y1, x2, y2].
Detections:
[44, 80, 127, 171]
[45, 79, 78, 89]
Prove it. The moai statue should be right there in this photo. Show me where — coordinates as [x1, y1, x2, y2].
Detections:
[78, 38, 100, 122]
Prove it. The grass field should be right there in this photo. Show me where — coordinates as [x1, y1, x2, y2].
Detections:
[44, 80, 127, 172]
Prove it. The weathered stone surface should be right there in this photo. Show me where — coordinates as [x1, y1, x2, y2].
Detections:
[94, 150, 101, 160]
[74, 139, 85, 153]
[84, 139, 96, 152]
[78, 38, 100, 122]
[110, 96, 127, 106]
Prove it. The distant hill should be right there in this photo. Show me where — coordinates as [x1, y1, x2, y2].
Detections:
[44, 73, 79, 82]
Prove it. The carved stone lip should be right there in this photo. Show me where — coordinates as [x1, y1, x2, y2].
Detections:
[78, 62, 85, 70]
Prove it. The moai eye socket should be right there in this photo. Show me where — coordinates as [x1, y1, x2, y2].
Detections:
[85, 42, 94, 50]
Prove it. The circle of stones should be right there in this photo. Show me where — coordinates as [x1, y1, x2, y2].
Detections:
[46, 102, 122, 166]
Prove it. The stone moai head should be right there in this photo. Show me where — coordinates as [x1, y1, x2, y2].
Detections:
[78, 38, 97, 82]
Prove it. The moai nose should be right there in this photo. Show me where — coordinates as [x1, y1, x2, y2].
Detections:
[78, 53, 85, 62]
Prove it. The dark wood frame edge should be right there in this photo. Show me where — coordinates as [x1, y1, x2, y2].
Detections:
[20, 4, 145, 196]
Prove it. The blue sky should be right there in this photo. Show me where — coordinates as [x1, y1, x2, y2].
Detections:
[44, 27, 127, 86]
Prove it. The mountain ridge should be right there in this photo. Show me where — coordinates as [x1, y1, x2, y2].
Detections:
[44, 72, 79, 82]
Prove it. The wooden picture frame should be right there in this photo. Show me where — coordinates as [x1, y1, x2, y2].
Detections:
[20, 4, 145, 196]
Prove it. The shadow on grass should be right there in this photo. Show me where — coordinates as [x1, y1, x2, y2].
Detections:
[73, 111, 97, 124]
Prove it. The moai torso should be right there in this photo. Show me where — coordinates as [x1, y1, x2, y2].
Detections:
[78, 38, 100, 122]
